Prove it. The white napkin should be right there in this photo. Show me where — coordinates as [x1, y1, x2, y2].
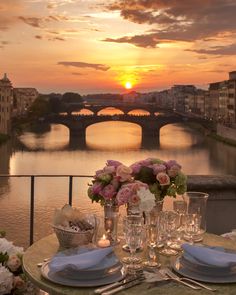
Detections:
[182, 243, 236, 268]
[49, 246, 113, 273]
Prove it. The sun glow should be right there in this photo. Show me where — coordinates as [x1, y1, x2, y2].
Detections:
[125, 81, 133, 89]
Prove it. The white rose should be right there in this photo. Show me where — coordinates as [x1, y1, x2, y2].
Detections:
[0, 265, 13, 295]
[137, 187, 156, 212]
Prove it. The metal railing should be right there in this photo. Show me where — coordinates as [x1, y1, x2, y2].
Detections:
[0, 174, 93, 245]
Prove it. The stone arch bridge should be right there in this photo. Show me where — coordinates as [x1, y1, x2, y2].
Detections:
[46, 111, 212, 148]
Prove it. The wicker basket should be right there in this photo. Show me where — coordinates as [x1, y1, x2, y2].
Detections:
[53, 225, 95, 248]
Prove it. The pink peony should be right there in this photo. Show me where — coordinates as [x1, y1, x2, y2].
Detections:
[156, 172, 170, 186]
[116, 186, 133, 206]
[152, 164, 166, 175]
[130, 162, 142, 174]
[116, 165, 132, 182]
[91, 182, 103, 195]
[165, 160, 181, 170]
[167, 164, 181, 177]
[100, 184, 116, 200]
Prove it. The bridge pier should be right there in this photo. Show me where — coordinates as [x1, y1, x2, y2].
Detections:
[141, 127, 160, 148]
[69, 128, 86, 149]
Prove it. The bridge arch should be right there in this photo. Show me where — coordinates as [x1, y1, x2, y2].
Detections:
[128, 109, 150, 116]
[71, 108, 94, 115]
[97, 107, 124, 115]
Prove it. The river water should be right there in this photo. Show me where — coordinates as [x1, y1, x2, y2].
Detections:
[0, 116, 236, 248]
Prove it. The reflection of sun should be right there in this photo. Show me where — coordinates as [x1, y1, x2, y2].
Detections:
[125, 81, 132, 89]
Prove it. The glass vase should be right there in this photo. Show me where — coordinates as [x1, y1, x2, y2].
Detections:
[104, 201, 120, 245]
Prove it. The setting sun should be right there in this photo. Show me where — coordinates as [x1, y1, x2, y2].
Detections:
[125, 81, 133, 89]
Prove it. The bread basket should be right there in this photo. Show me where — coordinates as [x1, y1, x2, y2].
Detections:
[53, 214, 98, 248]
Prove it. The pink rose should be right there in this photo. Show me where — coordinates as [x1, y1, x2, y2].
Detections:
[116, 165, 132, 182]
[103, 166, 115, 174]
[7, 254, 21, 272]
[129, 194, 140, 205]
[100, 184, 116, 200]
[13, 276, 25, 289]
[156, 172, 170, 186]
[167, 164, 181, 177]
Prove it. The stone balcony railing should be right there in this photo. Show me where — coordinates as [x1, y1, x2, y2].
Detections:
[188, 175, 236, 235]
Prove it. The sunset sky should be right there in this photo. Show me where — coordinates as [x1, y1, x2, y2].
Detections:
[1, 0, 236, 94]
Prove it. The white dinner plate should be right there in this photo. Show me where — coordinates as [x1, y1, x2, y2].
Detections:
[171, 257, 236, 283]
[41, 261, 126, 287]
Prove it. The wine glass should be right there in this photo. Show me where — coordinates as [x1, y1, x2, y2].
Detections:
[125, 215, 143, 271]
[159, 211, 180, 256]
[121, 216, 142, 265]
[170, 200, 187, 250]
[143, 212, 161, 268]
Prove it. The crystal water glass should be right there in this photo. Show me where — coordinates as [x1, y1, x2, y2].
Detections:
[185, 213, 201, 244]
[183, 192, 209, 242]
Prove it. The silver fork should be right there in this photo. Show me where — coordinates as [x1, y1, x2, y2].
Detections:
[162, 268, 217, 292]
[159, 269, 200, 290]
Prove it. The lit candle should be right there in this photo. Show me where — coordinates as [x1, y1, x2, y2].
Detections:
[98, 234, 110, 248]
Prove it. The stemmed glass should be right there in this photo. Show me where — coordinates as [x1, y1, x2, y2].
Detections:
[143, 212, 161, 268]
[124, 215, 143, 271]
[170, 200, 187, 250]
[159, 211, 180, 256]
[122, 216, 142, 265]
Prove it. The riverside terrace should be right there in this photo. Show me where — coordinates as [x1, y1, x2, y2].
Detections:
[0, 174, 235, 246]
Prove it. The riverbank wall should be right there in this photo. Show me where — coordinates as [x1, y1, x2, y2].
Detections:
[217, 124, 236, 142]
[188, 175, 236, 235]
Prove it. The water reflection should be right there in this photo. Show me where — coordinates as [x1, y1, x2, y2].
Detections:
[19, 124, 69, 150]
[86, 121, 142, 150]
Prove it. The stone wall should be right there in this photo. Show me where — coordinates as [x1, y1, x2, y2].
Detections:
[217, 124, 236, 142]
[187, 175, 236, 235]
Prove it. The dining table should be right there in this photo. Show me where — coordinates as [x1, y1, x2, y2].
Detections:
[23, 232, 236, 295]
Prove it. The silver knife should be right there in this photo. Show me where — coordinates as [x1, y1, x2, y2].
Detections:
[101, 278, 144, 295]
[94, 276, 141, 294]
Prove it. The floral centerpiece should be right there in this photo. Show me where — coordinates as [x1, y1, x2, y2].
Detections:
[88, 160, 133, 206]
[130, 158, 187, 201]
[116, 181, 156, 212]
[0, 231, 39, 295]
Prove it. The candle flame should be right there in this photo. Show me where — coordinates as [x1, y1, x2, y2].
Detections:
[102, 234, 106, 239]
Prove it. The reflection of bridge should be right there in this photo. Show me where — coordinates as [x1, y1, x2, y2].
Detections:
[46, 110, 211, 148]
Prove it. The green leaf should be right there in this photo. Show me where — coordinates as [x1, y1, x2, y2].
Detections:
[0, 252, 9, 263]
[134, 166, 156, 184]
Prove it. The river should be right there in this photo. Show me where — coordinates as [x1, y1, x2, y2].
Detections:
[0, 116, 236, 248]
